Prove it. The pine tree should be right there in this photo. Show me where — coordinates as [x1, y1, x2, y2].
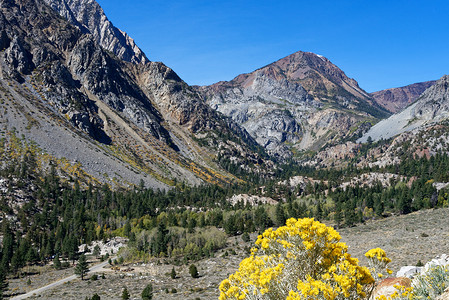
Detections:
[189, 264, 199, 278]
[53, 254, 61, 270]
[25, 247, 38, 265]
[170, 267, 176, 279]
[334, 202, 342, 227]
[224, 215, 237, 235]
[93, 245, 101, 258]
[141, 283, 153, 300]
[241, 232, 250, 243]
[152, 222, 169, 256]
[344, 201, 356, 227]
[121, 287, 130, 300]
[0, 269, 8, 300]
[1, 221, 14, 273]
[74, 254, 89, 280]
[315, 200, 323, 221]
[275, 202, 286, 226]
[373, 196, 384, 216]
[91, 293, 100, 300]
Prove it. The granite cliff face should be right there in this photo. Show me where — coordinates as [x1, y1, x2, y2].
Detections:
[43, 0, 148, 64]
[0, 0, 268, 187]
[198, 51, 388, 158]
[371, 80, 437, 113]
[360, 75, 449, 142]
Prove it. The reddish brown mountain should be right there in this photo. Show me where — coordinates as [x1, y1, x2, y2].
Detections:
[197, 51, 389, 158]
[371, 81, 437, 113]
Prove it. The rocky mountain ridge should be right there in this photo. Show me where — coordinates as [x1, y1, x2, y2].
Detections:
[360, 75, 449, 143]
[43, 0, 149, 64]
[197, 51, 389, 158]
[371, 80, 436, 113]
[0, 0, 268, 188]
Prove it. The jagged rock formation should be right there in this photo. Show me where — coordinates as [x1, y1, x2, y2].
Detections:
[371, 80, 437, 113]
[0, 0, 269, 187]
[360, 75, 449, 142]
[197, 51, 389, 158]
[43, 0, 148, 64]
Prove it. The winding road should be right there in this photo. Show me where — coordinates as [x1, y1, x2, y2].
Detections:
[11, 259, 113, 299]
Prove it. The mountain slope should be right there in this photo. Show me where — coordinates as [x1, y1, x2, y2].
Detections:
[371, 80, 437, 113]
[0, 0, 269, 188]
[197, 51, 389, 158]
[359, 75, 449, 143]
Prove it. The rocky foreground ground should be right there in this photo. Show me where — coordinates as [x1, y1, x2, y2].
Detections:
[7, 207, 449, 299]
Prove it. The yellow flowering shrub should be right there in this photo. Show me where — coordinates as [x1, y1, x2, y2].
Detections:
[365, 248, 393, 282]
[219, 218, 391, 300]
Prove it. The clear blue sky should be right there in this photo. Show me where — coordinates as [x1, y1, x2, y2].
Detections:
[96, 0, 449, 92]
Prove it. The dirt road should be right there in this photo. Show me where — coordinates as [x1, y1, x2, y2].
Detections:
[11, 258, 113, 299]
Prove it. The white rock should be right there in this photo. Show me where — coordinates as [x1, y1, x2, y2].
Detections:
[423, 254, 449, 273]
[396, 266, 422, 278]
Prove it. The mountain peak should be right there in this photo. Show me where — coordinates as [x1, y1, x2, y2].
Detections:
[43, 0, 149, 64]
[221, 50, 373, 106]
[198, 50, 388, 158]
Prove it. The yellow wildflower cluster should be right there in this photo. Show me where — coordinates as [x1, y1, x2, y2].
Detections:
[390, 285, 414, 299]
[365, 248, 393, 282]
[219, 218, 391, 300]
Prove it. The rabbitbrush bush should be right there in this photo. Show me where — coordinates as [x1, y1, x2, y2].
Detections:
[379, 264, 449, 299]
[219, 218, 392, 300]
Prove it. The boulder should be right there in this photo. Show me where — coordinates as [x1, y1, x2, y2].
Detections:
[437, 287, 449, 300]
[396, 266, 423, 278]
[424, 254, 449, 272]
[372, 277, 411, 299]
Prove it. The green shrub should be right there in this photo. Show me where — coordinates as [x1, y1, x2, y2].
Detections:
[91, 293, 100, 300]
[242, 232, 250, 243]
[121, 287, 130, 300]
[189, 264, 199, 278]
[141, 283, 153, 300]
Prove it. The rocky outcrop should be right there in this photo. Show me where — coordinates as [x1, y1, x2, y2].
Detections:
[43, 0, 148, 64]
[227, 194, 278, 206]
[360, 75, 449, 143]
[198, 51, 388, 158]
[67, 35, 171, 142]
[372, 80, 436, 113]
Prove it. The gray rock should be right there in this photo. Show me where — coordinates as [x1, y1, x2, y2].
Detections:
[5, 36, 34, 76]
[396, 266, 422, 278]
[43, 0, 149, 64]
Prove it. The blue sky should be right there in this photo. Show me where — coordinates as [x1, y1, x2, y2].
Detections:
[96, 0, 449, 92]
